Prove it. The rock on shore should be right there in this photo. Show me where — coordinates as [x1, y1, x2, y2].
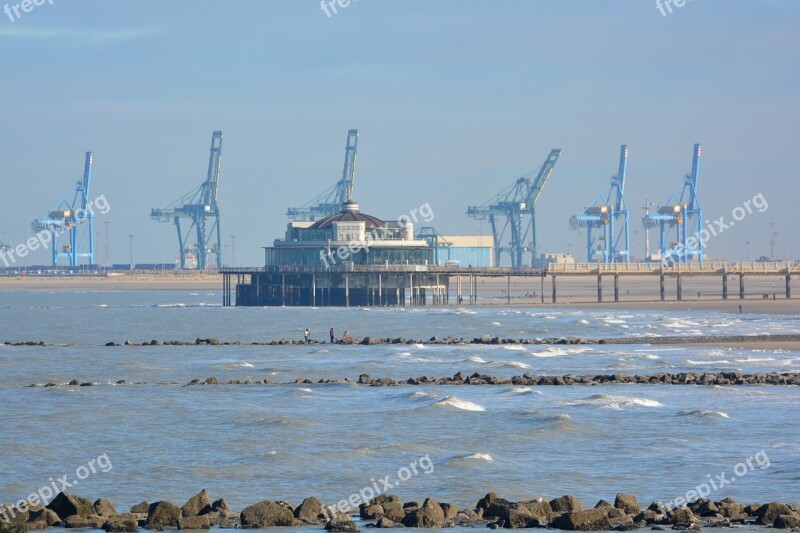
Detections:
[3, 491, 800, 531]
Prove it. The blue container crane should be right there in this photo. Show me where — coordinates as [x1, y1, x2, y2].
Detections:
[642, 144, 703, 263]
[569, 145, 630, 263]
[287, 129, 359, 220]
[31, 152, 95, 267]
[151, 131, 223, 269]
[467, 149, 561, 268]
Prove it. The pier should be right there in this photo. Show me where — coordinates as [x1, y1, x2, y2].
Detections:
[220, 261, 799, 307]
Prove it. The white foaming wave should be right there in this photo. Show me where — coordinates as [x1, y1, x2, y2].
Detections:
[213, 361, 254, 369]
[491, 360, 530, 369]
[578, 319, 590, 325]
[408, 391, 438, 401]
[433, 396, 486, 412]
[295, 387, 313, 393]
[313, 349, 330, 354]
[393, 351, 412, 357]
[156, 303, 187, 308]
[464, 355, 487, 363]
[502, 345, 526, 351]
[734, 357, 775, 363]
[457, 452, 494, 462]
[412, 343, 426, 350]
[531, 348, 568, 357]
[676, 409, 729, 419]
[502, 386, 542, 395]
[517, 410, 572, 423]
[686, 359, 732, 365]
[491, 321, 502, 326]
[603, 317, 627, 324]
[264, 450, 278, 456]
[455, 308, 478, 315]
[565, 393, 663, 409]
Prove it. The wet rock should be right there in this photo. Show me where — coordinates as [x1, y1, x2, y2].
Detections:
[553, 508, 612, 531]
[615, 494, 640, 515]
[756, 502, 794, 525]
[27, 509, 60, 529]
[295, 497, 323, 522]
[103, 514, 140, 532]
[358, 374, 373, 385]
[439, 503, 459, 520]
[550, 495, 584, 514]
[403, 498, 445, 528]
[595, 500, 613, 509]
[130, 502, 150, 514]
[47, 492, 95, 520]
[204, 377, 219, 385]
[145, 501, 181, 529]
[177, 515, 210, 530]
[359, 504, 384, 520]
[774, 514, 800, 529]
[476, 493, 510, 518]
[667, 508, 696, 525]
[240, 501, 294, 528]
[325, 512, 358, 532]
[94, 498, 118, 517]
[374, 517, 397, 528]
[64, 514, 105, 528]
[181, 490, 211, 517]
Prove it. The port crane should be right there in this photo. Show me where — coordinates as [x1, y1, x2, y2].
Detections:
[570, 145, 630, 263]
[287, 129, 359, 220]
[643, 144, 703, 263]
[467, 149, 561, 268]
[151, 131, 223, 270]
[31, 152, 95, 266]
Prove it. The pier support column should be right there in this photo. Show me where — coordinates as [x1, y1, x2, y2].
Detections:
[378, 274, 382, 306]
[660, 274, 665, 301]
[787, 274, 792, 299]
[551, 275, 557, 304]
[722, 274, 728, 300]
[281, 274, 286, 307]
[456, 274, 462, 305]
[312, 274, 316, 307]
[345, 274, 350, 307]
[597, 274, 602, 303]
[437, 274, 441, 306]
[473, 275, 478, 304]
[614, 274, 620, 303]
[507, 275, 511, 305]
[739, 275, 745, 300]
[677, 275, 682, 301]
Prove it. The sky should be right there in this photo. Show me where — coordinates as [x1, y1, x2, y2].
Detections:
[1, 0, 798, 267]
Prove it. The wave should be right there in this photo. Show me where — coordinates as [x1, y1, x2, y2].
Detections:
[490, 360, 531, 369]
[491, 321, 502, 326]
[212, 361, 254, 369]
[502, 386, 542, 395]
[564, 394, 663, 409]
[685, 359, 732, 365]
[530, 348, 568, 358]
[502, 345, 526, 351]
[464, 355, 487, 363]
[412, 344, 426, 350]
[432, 396, 486, 412]
[676, 409, 729, 419]
[452, 452, 494, 463]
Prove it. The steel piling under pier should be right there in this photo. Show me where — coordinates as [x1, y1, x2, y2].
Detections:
[220, 262, 800, 307]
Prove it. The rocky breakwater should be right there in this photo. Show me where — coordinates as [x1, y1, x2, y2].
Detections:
[3, 491, 800, 531]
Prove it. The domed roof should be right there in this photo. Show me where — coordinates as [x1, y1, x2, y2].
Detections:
[309, 201, 386, 229]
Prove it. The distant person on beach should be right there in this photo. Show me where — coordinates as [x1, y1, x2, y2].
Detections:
[343, 330, 350, 340]
[304, 328, 310, 343]
[739, 304, 743, 313]
[329, 327, 335, 342]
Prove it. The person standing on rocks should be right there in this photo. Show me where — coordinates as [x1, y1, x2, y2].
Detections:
[329, 327, 335, 343]
[304, 328, 310, 343]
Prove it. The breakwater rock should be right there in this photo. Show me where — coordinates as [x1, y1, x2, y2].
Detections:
[3, 491, 800, 531]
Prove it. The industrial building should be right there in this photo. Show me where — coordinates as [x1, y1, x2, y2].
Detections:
[265, 200, 433, 267]
[417, 233, 494, 267]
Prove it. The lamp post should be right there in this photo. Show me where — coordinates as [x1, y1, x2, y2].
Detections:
[128, 234, 134, 270]
[230, 235, 236, 267]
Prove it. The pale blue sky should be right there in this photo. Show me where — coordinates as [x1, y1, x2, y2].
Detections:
[1, 0, 798, 266]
